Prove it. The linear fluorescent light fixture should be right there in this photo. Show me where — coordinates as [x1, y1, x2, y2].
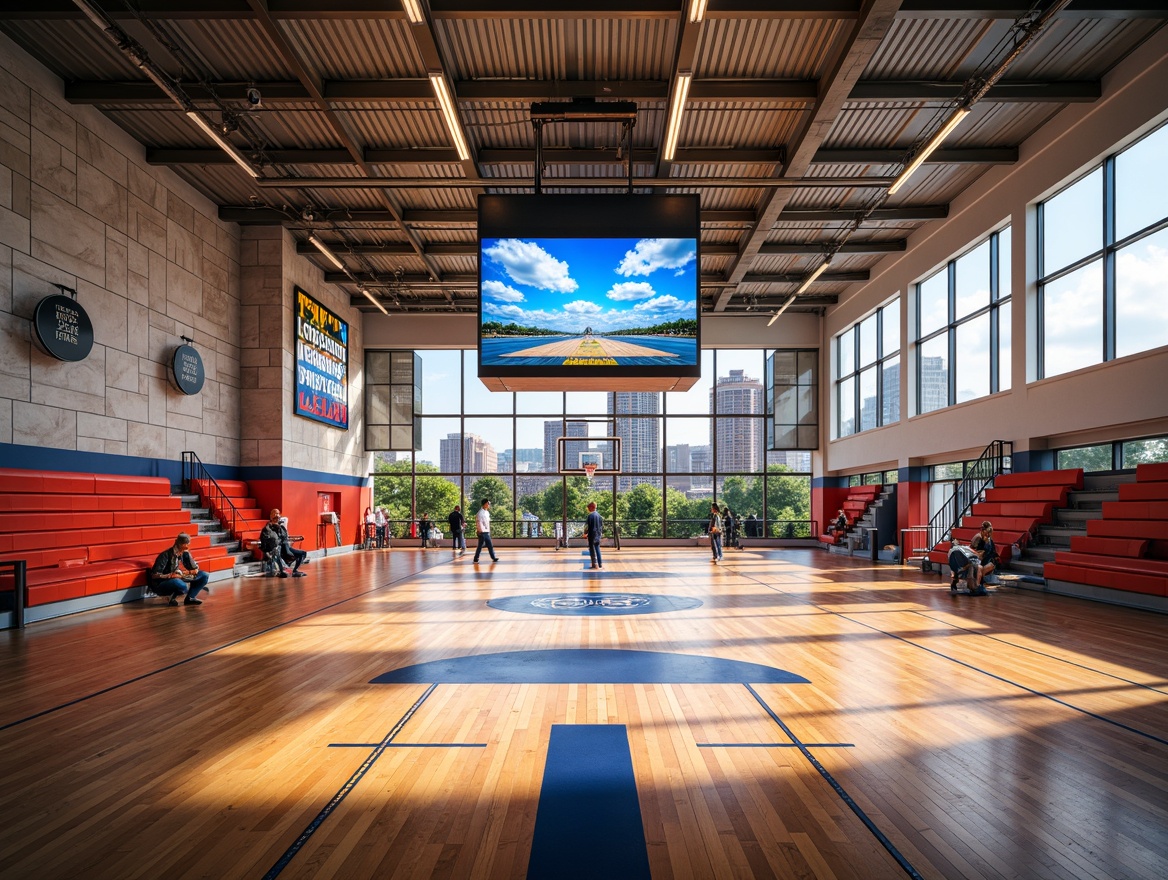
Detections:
[662, 72, 692, 162]
[795, 260, 830, 295]
[888, 106, 971, 195]
[767, 294, 798, 326]
[308, 234, 345, 271]
[688, 0, 709, 22]
[400, 0, 424, 24]
[429, 73, 470, 162]
[186, 111, 259, 178]
[361, 287, 389, 315]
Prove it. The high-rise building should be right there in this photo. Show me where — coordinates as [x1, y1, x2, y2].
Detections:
[711, 369, 764, 472]
[543, 420, 589, 472]
[499, 448, 543, 472]
[440, 433, 497, 474]
[919, 356, 946, 414]
[608, 392, 660, 490]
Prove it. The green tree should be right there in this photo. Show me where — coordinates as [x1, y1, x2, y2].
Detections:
[766, 465, 810, 536]
[374, 459, 461, 539]
[622, 483, 662, 538]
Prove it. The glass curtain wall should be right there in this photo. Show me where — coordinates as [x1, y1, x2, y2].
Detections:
[372, 349, 813, 540]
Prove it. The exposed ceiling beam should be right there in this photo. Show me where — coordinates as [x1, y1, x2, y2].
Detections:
[325, 272, 477, 286]
[741, 271, 870, 283]
[252, 174, 893, 189]
[715, 0, 904, 311]
[12, 0, 1165, 19]
[64, 77, 1101, 106]
[220, 206, 772, 225]
[759, 239, 905, 254]
[297, 241, 474, 257]
[814, 147, 1018, 164]
[240, 0, 442, 283]
[779, 205, 948, 222]
[150, 145, 1009, 168]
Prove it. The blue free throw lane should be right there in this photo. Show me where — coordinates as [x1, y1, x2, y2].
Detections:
[527, 724, 651, 880]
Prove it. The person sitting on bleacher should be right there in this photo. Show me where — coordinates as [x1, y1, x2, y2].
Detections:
[150, 532, 210, 606]
[261, 507, 290, 577]
[830, 509, 848, 537]
[276, 511, 308, 576]
[948, 539, 987, 596]
[971, 521, 1000, 585]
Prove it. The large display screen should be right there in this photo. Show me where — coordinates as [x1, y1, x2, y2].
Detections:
[294, 286, 349, 429]
[478, 194, 700, 390]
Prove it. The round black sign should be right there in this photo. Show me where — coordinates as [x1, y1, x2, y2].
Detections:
[171, 344, 206, 395]
[33, 294, 94, 362]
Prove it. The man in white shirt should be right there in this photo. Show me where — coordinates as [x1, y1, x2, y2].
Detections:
[472, 499, 498, 563]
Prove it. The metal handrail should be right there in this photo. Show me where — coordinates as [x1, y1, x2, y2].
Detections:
[181, 450, 245, 541]
[926, 440, 1012, 553]
[1, 559, 27, 630]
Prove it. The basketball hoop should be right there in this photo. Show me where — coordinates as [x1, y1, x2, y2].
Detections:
[582, 462, 597, 483]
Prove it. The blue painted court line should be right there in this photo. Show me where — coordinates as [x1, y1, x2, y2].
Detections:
[528, 724, 651, 880]
[746, 684, 924, 880]
[328, 742, 486, 748]
[697, 742, 854, 748]
[262, 683, 439, 880]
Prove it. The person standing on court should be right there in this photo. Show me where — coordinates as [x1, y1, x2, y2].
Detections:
[585, 501, 603, 569]
[448, 504, 466, 555]
[708, 502, 724, 563]
[418, 511, 433, 551]
[472, 498, 498, 563]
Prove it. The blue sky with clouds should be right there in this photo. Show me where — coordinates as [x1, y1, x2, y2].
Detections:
[480, 236, 698, 334]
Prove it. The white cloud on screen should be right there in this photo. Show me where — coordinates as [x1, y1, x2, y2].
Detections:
[606, 281, 657, 301]
[563, 300, 603, 315]
[483, 239, 578, 293]
[482, 280, 526, 303]
[617, 238, 696, 277]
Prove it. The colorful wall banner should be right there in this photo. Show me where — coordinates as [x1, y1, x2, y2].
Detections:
[294, 286, 349, 429]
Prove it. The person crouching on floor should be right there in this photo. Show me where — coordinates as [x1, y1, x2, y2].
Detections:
[150, 532, 210, 606]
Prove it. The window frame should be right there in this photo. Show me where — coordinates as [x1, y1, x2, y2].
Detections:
[833, 297, 900, 439]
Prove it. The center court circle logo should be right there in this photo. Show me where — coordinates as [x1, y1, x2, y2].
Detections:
[488, 592, 702, 616]
[531, 595, 652, 610]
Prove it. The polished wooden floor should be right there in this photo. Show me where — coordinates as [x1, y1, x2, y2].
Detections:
[1, 547, 1166, 879]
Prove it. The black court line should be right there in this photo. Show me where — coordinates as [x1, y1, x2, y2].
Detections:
[910, 609, 1168, 698]
[724, 563, 1168, 749]
[328, 742, 486, 748]
[745, 684, 925, 880]
[262, 683, 440, 880]
[697, 741, 855, 748]
[0, 558, 455, 733]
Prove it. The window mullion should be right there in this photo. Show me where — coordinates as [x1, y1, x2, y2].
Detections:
[990, 231, 1000, 393]
[1103, 155, 1117, 362]
[947, 261, 957, 406]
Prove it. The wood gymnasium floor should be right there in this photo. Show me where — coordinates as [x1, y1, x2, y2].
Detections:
[1, 546, 1166, 880]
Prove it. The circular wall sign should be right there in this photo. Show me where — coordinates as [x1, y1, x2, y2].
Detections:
[171, 344, 206, 395]
[32, 294, 94, 362]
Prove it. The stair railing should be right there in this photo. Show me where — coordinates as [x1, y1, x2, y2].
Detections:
[181, 450, 244, 541]
[927, 440, 1013, 553]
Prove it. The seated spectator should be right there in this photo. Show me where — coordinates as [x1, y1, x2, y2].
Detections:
[277, 511, 308, 576]
[150, 532, 210, 606]
[830, 509, 848, 536]
[260, 510, 292, 578]
[947, 540, 986, 596]
[971, 521, 1000, 585]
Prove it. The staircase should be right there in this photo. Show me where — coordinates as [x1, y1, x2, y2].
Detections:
[828, 486, 896, 558]
[1010, 471, 1137, 579]
[177, 490, 253, 574]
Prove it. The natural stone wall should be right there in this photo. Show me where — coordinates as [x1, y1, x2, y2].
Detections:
[239, 226, 371, 479]
[0, 33, 241, 465]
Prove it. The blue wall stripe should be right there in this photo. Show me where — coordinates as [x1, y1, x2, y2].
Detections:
[527, 724, 651, 880]
[0, 443, 371, 489]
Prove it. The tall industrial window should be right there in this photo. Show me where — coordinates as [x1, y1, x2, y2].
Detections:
[1038, 121, 1168, 377]
[834, 297, 899, 439]
[369, 349, 813, 540]
[914, 227, 1011, 415]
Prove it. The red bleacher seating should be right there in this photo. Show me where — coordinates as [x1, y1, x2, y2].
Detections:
[819, 485, 882, 545]
[927, 469, 1084, 571]
[191, 478, 268, 560]
[0, 468, 235, 611]
[1043, 463, 1168, 599]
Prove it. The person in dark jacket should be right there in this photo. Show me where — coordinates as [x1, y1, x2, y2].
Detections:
[585, 501, 603, 569]
[150, 532, 210, 605]
[448, 505, 467, 555]
[419, 512, 433, 550]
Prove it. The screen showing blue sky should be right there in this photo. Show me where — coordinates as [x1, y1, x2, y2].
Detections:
[480, 236, 698, 334]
